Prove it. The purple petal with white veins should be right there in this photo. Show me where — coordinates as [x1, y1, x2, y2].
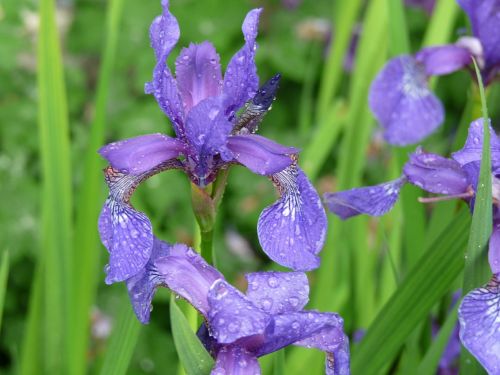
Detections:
[125, 237, 172, 324]
[227, 134, 296, 175]
[145, 0, 185, 137]
[211, 346, 261, 375]
[403, 148, 470, 195]
[258, 167, 327, 271]
[458, 0, 500, 79]
[324, 177, 406, 219]
[223, 9, 262, 118]
[452, 118, 500, 167]
[489, 220, 500, 274]
[207, 279, 271, 344]
[99, 134, 185, 175]
[175, 41, 223, 111]
[458, 275, 500, 375]
[245, 272, 309, 314]
[369, 56, 444, 145]
[415, 45, 471, 76]
[154, 244, 223, 315]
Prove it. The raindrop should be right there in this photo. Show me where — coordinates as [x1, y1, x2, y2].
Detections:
[267, 277, 279, 288]
[261, 298, 273, 311]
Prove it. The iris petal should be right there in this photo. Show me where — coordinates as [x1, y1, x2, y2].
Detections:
[212, 346, 261, 375]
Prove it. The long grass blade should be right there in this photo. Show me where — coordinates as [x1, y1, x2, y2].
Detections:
[0, 251, 9, 333]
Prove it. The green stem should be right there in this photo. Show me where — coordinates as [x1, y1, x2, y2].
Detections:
[200, 228, 215, 266]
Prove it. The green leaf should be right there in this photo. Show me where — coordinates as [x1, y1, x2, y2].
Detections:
[459, 58, 492, 374]
[0, 251, 9, 333]
[422, 0, 459, 47]
[170, 296, 214, 375]
[387, 0, 410, 55]
[99, 298, 141, 375]
[351, 208, 471, 375]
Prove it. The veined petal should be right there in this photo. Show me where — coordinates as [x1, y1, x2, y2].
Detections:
[324, 178, 406, 220]
[403, 148, 470, 195]
[489, 220, 500, 274]
[175, 41, 223, 111]
[145, 0, 185, 137]
[207, 279, 271, 344]
[154, 244, 224, 315]
[415, 45, 471, 76]
[258, 166, 327, 271]
[227, 134, 297, 175]
[458, 276, 500, 375]
[369, 56, 443, 146]
[223, 9, 262, 118]
[458, 0, 500, 78]
[125, 237, 172, 324]
[212, 346, 261, 375]
[245, 272, 309, 314]
[99, 133, 185, 175]
[452, 118, 500, 167]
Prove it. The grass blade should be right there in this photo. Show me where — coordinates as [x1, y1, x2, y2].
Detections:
[422, 0, 459, 47]
[170, 296, 214, 375]
[0, 251, 8, 333]
[351, 207, 470, 375]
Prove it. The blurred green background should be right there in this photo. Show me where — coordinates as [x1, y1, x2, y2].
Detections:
[1, 0, 499, 374]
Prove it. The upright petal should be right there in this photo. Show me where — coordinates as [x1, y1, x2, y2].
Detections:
[212, 346, 261, 375]
[245, 272, 309, 314]
[125, 237, 172, 323]
[489, 221, 500, 275]
[145, 0, 185, 137]
[458, 276, 500, 375]
[324, 178, 406, 219]
[403, 148, 470, 195]
[223, 9, 262, 118]
[154, 244, 224, 315]
[258, 166, 327, 271]
[415, 45, 471, 76]
[458, 0, 500, 79]
[99, 133, 185, 175]
[226, 134, 296, 176]
[369, 56, 444, 146]
[175, 41, 223, 111]
[207, 279, 271, 344]
[452, 118, 500, 167]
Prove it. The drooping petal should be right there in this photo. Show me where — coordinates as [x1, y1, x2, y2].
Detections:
[458, 275, 500, 375]
[212, 346, 261, 375]
[258, 166, 327, 271]
[369, 56, 444, 146]
[207, 279, 271, 344]
[125, 237, 172, 324]
[489, 220, 500, 274]
[232, 74, 281, 135]
[403, 148, 470, 195]
[324, 177, 406, 220]
[145, 0, 185, 137]
[154, 244, 224, 315]
[457, 0, 500, 79]
[452, 118, 500, 167]
[245, 272, 309, 314]
[175, 41, 223, 112]
[415, 45, 472, 76]
[227, 134, 297, 175]
[223, 9, 262, 118]
[99, 133, 185, 175]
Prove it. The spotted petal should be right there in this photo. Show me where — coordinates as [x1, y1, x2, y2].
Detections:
[403, 148, 470, 195]
[324, 178, 406, 219]
[145, 0, 185, 137]
[245, 272, 309, 314]
[369, 56, 444, 145]
[458, 276, 500, 375]
[175, 41, 223, 111]
[223, 8, 262, 118]
[211, 346, 261, 375]
[258, 167, 327, 271]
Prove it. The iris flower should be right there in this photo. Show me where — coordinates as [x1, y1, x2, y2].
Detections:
[98, 0, 327, 284]
[369, 0, 500, 145]
[126, 236, 350, 375]
[324, 119, 500, 373]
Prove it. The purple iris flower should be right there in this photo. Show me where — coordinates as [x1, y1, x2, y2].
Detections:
[127, 238, 350, 374]
[369, 0, 500, 146]
[98, 0, 327, 281]
[324, 118, 500, 373]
